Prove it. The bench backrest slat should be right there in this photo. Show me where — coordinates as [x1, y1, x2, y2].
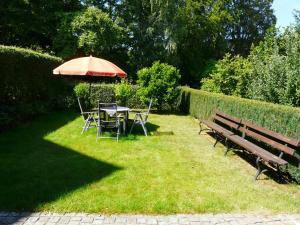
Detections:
[215, 110, 242, 124]
[242, 120, 300, 148]
[213, 115, 241, 130]
[239, 126, 296, 156]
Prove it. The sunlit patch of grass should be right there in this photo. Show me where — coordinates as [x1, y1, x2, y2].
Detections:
[0, 112, 299, 213]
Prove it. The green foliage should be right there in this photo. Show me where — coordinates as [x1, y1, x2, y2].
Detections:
[202, 27, 300, 107]
[224, 0, 276, 55]
[54, 7, 127, 58]
[201, 54, 252, 96]
[115, 80, 134, 106]
[2, 0, 277, 86]
[0, 45, 74, 130]
[247, 29, 300, 106]
[0, 0, 81, 50]
[137, 62, 181, 109]
[73, 82, 145, 110]
[180, 87, 300, 182]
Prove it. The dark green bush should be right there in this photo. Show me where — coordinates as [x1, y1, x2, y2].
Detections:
[180, 87, 300, 182]
[137, 61, 181, 110]
[0, 45, 74, 130]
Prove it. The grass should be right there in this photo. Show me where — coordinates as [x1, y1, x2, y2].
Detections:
[0, 111, 299, 213]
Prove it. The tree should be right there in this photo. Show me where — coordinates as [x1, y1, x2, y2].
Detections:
[224, 0, 276, 55]
[53, 7, 128, 70]
[0, 0, 82, 51]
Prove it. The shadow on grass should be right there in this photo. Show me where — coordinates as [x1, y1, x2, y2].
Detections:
[203, 131, 294, 184]
[127, 121, 160, 137]
[0, 112, 121, 219]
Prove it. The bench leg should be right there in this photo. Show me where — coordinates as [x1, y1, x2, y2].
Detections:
[254, 157, 268, 181]
[213, 132, 219, 147]
[199, 121, 203, 134]
[224, 138, 230, 156]
[199, 121, 210, 135]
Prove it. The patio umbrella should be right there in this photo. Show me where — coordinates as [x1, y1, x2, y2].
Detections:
[53, 55, 126, 77]
[53, 55, 126, 95]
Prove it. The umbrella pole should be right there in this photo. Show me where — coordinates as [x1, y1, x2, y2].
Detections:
[89, 81, 91, 97]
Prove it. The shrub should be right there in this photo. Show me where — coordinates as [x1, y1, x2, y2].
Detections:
[201, 27, 300, 107]
[247, 29, 300, 106]
[180, 87, 300, 182]
[137, 61, 181, 110]
[201, 53, 252, 97]
[115, 80, 134, 106]
[0, 45, 74, 130]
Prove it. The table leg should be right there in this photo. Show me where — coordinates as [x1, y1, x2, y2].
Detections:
[123, 111, 128, 134]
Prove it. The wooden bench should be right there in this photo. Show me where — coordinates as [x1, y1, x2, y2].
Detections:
[199, 110, 300, 180]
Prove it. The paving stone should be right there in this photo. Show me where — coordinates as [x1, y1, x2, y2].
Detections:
[127, 217, 137, 224]
[70, 216, 82, 221]
[82, 216, 94, 223]
[0, 212, 10, 217]
[146, 218, 157, 225]
[115, 217, 127, 223]
[104, 217, 116, 224]
[58, 216, 71, 224]
[137, 218, 146, 224]
[68, 222, 80, 225]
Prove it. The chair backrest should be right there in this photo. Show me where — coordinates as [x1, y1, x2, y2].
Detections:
[77, 97, 84, 114]
[98, 102, 118, 127]
[77, 97, 89, 120]
[144, 99, 153, 123]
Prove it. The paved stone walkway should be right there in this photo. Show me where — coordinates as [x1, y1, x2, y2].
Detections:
[0, 212, 299, 225]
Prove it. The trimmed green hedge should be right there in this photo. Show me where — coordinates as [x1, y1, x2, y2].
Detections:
[180, 87, 300, 182]
[0, 45, 74, 129]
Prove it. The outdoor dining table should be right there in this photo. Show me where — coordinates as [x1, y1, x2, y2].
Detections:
[99, 106, 130, 134]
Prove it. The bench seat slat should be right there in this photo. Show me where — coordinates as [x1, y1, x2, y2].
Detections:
[226, 134, 287, 165]
[202, 120, 234, 136]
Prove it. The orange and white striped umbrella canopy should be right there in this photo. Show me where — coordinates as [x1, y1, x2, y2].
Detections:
[53, 56, 126, 77]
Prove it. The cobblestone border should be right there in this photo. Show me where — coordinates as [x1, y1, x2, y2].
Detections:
[0, 212, 300, 225]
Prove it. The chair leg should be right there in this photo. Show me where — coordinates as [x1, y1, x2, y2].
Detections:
[85, 120, 91, 131]
[129, 122, 135, 134]
[140, 121, 148, 136]
[130, 115, 138, 134]
[116, 125, 120, 142]
[81, 118, 89, 134]
[97, 125, 102, 140]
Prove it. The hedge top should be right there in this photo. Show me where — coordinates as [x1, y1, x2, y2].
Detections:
[181, 86, 300, 114]
[0, 45, 62, 62]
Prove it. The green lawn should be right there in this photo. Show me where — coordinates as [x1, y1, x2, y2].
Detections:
[0, 112, 299, 213]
